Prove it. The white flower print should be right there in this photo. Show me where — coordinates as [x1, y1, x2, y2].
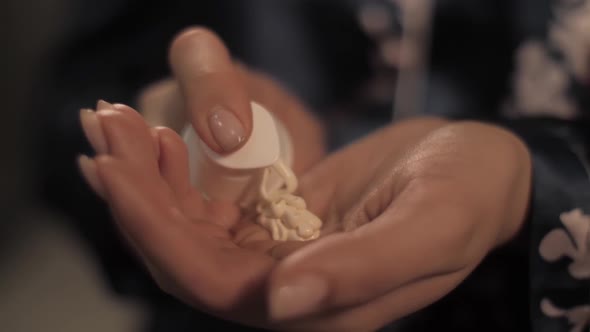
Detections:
[511, 41, 577, 119]
[551, 0, 590, 81]
[539, 208, 590, 279]
[541, 298, 590, 332]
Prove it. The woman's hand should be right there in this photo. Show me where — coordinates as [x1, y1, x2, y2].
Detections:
[267, 118, 532, 331]
[78, 97, 532, 331]
[137, 27, 325, 175]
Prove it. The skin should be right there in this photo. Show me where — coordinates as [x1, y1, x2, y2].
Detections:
[77, 28, 533, 331]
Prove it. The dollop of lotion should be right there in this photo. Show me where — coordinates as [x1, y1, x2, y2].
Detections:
[256, 160, 322, 241]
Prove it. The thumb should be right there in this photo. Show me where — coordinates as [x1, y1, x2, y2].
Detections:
[169, 27, 252, 153]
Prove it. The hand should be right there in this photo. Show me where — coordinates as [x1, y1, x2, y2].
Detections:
[77, 100, 322, 329]
[267, 118, 532, 330]
[78, 97, 532, 331]
[136, 27, 325, 174]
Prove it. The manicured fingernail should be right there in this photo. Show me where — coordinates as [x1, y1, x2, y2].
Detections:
[112, 103, 127, 110]
[80, 109, 108, 154]
[208, 106, 245, 152]
[97, 99, 113, 110]
[269, 275, 329, 321]
[77, 155, 104, 198]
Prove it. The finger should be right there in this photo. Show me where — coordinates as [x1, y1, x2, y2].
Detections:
[153, 126, 192, 196]
[80, 109, 108, 155]
[268, 179, 481, 321]
[108, 101, 141, 117]
[106, 102, 161, 158]
[77, 155, 105, 199]
[169, 27, 252, 153]
[154, 126, 234, 225]
[96, 105, 160, 172]
[97, 99, 113, 111]
[84, 100, 158, 158]
[95, 155, 185, 246]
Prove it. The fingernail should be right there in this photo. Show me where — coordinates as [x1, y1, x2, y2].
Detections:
[77, 155, 105, 198]
[97, 99, 114, 111]
[80, 109, 108, 154]
[208, 106, 246, 152]
[269, 275, 329, 321]
[112, 103, 127, 110]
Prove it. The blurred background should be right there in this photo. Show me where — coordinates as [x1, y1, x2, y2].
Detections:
[1, 0, 568, 331]
[1, 1, 149, 331]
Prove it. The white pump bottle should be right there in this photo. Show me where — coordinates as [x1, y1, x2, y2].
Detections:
[181, 101, 293, 207]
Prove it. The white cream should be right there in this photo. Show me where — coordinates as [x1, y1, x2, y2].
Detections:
[256, 160, 322, 241]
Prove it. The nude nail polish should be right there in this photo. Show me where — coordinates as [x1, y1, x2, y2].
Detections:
[208, 106, 246, 152]
[97, 99, 114, 111]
